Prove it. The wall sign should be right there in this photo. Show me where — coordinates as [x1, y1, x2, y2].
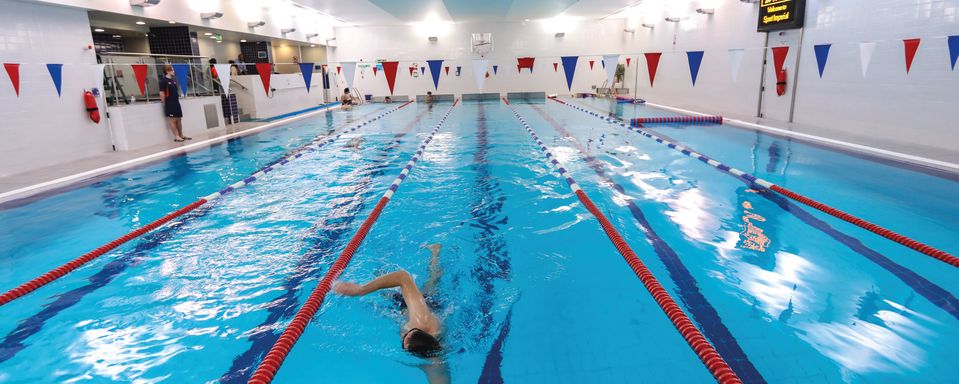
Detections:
[757, 0, 805, 32]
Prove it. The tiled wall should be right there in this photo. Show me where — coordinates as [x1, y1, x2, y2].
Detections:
[147, 26, 199, 56]
[0, 1, 106, 178]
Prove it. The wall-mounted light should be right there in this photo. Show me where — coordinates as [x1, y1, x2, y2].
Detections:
[555, 32, 565, 38]
[201, 12, 223, 20]
[696, 8, 715, 14]
[130, 0, 160, 7]
[248, 21, 266, 28]
[641, 23, 655, 29]
[623, 28, 635, 33]
[428, 36, 438, 42]
[305, 33, 319, 38]
[665, 17, 680, 22]
[281, 28, 296, 34]
[740, 0, 758, 3]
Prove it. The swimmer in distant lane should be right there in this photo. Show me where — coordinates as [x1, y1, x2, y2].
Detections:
[341, 88, 355, 109]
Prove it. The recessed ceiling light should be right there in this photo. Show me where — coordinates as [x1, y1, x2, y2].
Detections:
[240, 39, 247, 43]
[209, 35, 217, 39]
[169, 20, 176, 24]
[204, 32, 213, 36]
[280, 44, 286, 47]
[94, 28, 105, 32]
[112, 34, 122, 38]
[216, 40, 222, 43]
[135, 21, 146, 25]
[145, 33, 149, 36]
[524, 19, 530, 21]
[310, 44, 316, 47]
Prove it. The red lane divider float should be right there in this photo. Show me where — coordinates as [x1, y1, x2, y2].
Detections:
[0, 101, 415, 307]
[248, 99, 459, 384]
[505, 98, 742, 384]
[630, 115, 723, 126]
[550, 97, 959, 268]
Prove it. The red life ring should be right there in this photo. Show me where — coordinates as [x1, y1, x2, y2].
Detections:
[776, 68, 787, 96]
[84, 90, 101, 124]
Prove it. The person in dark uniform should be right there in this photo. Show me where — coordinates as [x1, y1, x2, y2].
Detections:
[159, 64, 190, 142]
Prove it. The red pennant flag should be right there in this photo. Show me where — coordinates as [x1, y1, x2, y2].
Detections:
[626, 57, 632, 67]
[382, 61, 399, 95]
[3, 63, 20, 97]
[409, 66, 415, 76]
[644, 53, 662, 87]
[517, 57, 535, 73]
[445, 66, 450, 75]
[337, 66, 341, 75]
[256, 63, 272, 95]
[589, 60, 595, 70]
[903, 38, 921, 74]
[771, 46, 789, 76]
[373, 67, 378, 76]
[553, 62, 559, 72]
[131, 64, 148, 96]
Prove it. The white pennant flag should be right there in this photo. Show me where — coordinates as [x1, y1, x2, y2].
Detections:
[859, 42, 877, 77]
[602, 54, 619, 86]
[214, 63, 232, 95]
[92, 64, 105, 89]
[728, 49, 744, 83]
[472, 59, 489, 92]
[341, 61, 357, 88]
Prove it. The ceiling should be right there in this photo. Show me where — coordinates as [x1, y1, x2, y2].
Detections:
[296, 0, 644, 25]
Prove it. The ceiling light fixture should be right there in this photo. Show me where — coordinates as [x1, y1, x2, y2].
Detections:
[696, 8, 715, 14]
[240, 39, 247, 43]
[129, 0, 160, 7]
[204, 32, 213, 36]
[428, 36, 438, 42]
[168, 20, 176, 24]
[201, 12, 224, 20]
[281, 28, 296, 34]
[305, 33, 319, 38]
[623, 28, 635, 33]
[94, 28, 105, 32]
[248, 21, 266, 28]
[310, 44, 316, 47]
[665, 17, 680, 22]
[641, 23, 655, 29]
[135, 21, 146, 25]
[554, 32, 565, 38]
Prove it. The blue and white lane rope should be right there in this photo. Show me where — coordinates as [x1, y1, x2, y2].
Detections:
[248, 99, 459, 384]
[550, 97, 959, 268]
[504, 100, 741, 384]
[0, 101, 414, 307]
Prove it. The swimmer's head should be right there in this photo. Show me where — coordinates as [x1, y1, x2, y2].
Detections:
[402, 328, 441, 358]
[344, 88, 350, 93]
[427, 91, 432, 95]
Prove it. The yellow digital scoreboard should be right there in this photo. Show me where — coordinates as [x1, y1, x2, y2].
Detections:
[757, 0, 806, 32]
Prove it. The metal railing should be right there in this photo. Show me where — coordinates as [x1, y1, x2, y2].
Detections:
[99, 52, 219, 106]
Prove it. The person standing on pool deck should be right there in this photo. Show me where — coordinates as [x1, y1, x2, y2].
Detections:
[158, 64, 190, 142]
[334, 244, 450, 383]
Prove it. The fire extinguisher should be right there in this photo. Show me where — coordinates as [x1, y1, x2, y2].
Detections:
[776, 67, 787, 96]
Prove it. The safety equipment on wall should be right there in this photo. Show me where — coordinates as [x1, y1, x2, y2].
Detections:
[776, 67, 787, 96]
[84, 90, 101, 123]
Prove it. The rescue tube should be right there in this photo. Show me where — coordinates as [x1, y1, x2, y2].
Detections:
[84, 90, 100, 124]
[776, 68, 787, 96]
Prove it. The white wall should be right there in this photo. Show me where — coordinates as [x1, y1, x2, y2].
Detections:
[110, 96, 225, 150]
[0, 1, 106, 178]
[232, 74, 329, 119]
[196, 38, 241, 63]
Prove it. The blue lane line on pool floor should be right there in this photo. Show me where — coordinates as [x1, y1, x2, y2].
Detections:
[478, 301, 516, 384]
[256, 102, 342, 122]
[528, 103, 767, 383]
[219, 106, 433, 383]
[564, 99, 959, 322]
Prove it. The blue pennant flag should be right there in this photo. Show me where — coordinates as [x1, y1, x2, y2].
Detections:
[686, 51, 704, 86]
[299, 62, 314, 92]
[420, 66, 425, 75]
[46, 63, 63, 97]
[171, 63, 190, 96]
[492, 65, 498, 74]
[949, 35, 959, 70]
[561, 56, 578, 91]
[814, 44, 831, 78]
[427, 60, 443, 90]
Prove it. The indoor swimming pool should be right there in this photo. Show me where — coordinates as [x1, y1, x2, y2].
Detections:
[1, 100, 957, 383]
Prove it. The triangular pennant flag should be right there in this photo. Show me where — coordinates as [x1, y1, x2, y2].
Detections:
[456, 66, 461, 76]
[337, 66, 342, 75]
[171, 63, 190, 96]
[92, 64, 105, 90]
[517, 57, 535, 73]
[372, 66, 378, 76]
[214, 63, 232, 95]
[771, 46, 789, 75]
[46, 64, 63, 97]
[626, 57, 632, 67]
[686, 51, 704, 86]
[4, 63, 20, 97]
[949, 35, 959, 70]
[382, 61, 399, 95]
[341, 62, 357, 88]
[409, 66, 415, 76]
[603, 54, 619, 86]
[553, 62, 558, 72]
[813, 44, 831, 78]
[299, 62, 315, 92]
[859, 42, 877, 77]
[561, 56, 578, 91]
[728, 49, 744, 82]
[420, 66, 426, 75]
[256, 63, 272, 95]
[589, 60, 595, 70]
[493, 65, 499, 74]
[644, 53, 662, 87]
[131, 64, 148, 96]
[903, 38, 921, 74]
[444, 66, 450, 76]
[472, 59, 489, 91]
[427, 60, 443, 90]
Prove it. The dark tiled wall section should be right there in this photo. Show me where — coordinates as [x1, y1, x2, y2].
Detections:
[148, 26, 199, 56]
[240, 41, 272, 74]
[92, 33, 124, 54]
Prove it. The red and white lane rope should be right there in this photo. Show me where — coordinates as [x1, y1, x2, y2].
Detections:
[0, 101, 415, 307]
[551, 97, 959, 268]
[505, 99, 742, 384]
[247, 99, 459, 384]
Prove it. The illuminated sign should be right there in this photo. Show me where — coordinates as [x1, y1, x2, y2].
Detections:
[757, 0, 805, 32]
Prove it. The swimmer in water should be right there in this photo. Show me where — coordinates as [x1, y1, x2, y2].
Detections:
[334, 244, 449, 383]
[346, 137, 363, 149]
[341, 88, 355, 109]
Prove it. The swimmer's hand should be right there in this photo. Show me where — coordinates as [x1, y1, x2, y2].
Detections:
[333, 281, 364, 296]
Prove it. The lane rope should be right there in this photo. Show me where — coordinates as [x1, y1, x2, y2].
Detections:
[550, 97, 959, 268]
[0, 101, 415, 307]
[630, 115, 723, 126]
[247, 99, 459, 384]
[505, 98, 742, 384]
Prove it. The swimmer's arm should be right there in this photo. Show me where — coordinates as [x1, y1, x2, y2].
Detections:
[420, 358, 451, 384]
[334, 271, 438, 332]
